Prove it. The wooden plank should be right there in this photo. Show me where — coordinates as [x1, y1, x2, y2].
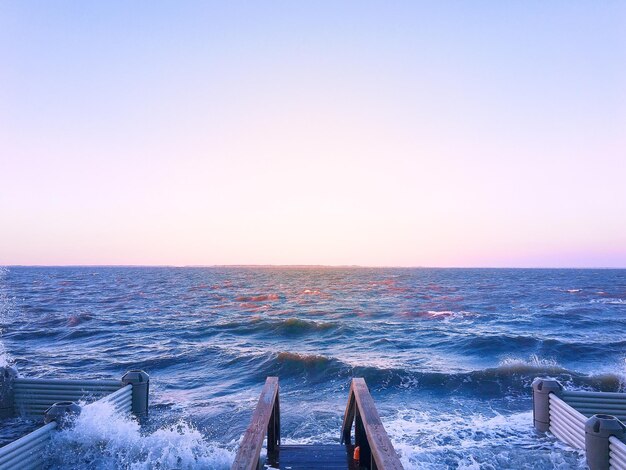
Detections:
[355, 406, 371, 465]
[341, 388, 355, 444]
[267, 393, 280, 466]
[231, 377, 279, 470]
[279, 444, 353, 469]
[351, 378, 404, 470]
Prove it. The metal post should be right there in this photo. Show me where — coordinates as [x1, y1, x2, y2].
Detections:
[0, 366, 18, 418]
[44, 402, 82, 429]
[585, 414, 626, 470]
[122, 370, 149, 416]
[532, 378, 562, 432]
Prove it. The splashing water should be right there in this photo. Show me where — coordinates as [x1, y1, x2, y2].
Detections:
[47, 400, 234, 470]
[0, 266, 12, 367]
[0, 343, 8, 368]
[384, 409, 586, 469]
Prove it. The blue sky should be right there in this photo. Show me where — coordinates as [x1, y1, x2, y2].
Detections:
[1, 1, 625, 266]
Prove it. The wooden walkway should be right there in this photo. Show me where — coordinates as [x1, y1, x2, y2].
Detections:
[278, 445, 357, 470]
[231, 377, 403, 470]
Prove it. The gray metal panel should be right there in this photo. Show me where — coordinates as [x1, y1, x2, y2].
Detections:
[562, 391, 626, 400]
[0, 375, 142, 470]
[548, 394, 586, 449]
[610, 436, 626, 470]
[14, 378, 121, 387]
[13, 378, 124, 417]
[0, 422, 56, 470]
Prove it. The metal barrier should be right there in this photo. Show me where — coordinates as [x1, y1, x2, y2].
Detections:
[0, 368, 149, 470]
[548, 393, 585, 449]
[561, 390, 626, 422]
[609, 435, 626, 470]
[0, 422, 56, 470]
[533, 378, 626, 470]
[14, 378, 122, 418]
[99, 383, 133, 414]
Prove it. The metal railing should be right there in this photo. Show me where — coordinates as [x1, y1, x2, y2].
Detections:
[0, 368, 149, 470]
[561, 390, 626, 422]
[0, 422, 57, 470]
[14, 378, 122, 418]
[609, 435, 626, 470]
[549, 393, 586, 449]
[98, 383, 133, 414]
[533, 378, 626, 470]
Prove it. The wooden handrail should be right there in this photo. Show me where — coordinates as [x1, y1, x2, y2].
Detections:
[341, 378, 404, 470]
[232, 377, 280, 470]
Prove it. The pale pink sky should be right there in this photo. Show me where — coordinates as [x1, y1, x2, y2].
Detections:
[1, 2, 625, 267]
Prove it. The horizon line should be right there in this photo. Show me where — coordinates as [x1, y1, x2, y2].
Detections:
[2, 264, 625, 270]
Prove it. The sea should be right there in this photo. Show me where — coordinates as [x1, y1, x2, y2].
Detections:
[1, 266, 625, 469]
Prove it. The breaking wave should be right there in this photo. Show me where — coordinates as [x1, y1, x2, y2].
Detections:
[384, 409, 585, 469]
[47, 400, 234, 470]
[591, 297, 625, 305]
[0, 267, 12, 368]
[215, 317, 343, 336]
[251, 351, 625, 395]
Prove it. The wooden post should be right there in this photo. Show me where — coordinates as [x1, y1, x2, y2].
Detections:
[341, 390, 355, 445]
[355, 406, 372, 468]
[267, 393, 280, 465]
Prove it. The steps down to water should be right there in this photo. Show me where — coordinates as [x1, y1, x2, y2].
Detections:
[276, 444, 357, 470]
[232, 377, 404, 470]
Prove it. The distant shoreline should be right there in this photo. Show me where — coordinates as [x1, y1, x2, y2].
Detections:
[2, 265, 625, 270]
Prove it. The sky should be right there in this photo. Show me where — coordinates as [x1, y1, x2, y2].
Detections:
[1, 1, 625, 267]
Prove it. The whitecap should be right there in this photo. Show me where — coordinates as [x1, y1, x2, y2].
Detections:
[0, 266, 13, 368]
[46, 400, 235, 469]
[383, 408, 585, 469]
[590, 298, 625, 305]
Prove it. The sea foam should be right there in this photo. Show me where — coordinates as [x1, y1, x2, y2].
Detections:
[383, 409, 585, 469]
[47, 400, 235, 469]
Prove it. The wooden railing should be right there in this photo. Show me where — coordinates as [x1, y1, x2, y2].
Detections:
[232, 377, 401, 469]
[231, 377, 280, 470]
[341, 378, 404, 470]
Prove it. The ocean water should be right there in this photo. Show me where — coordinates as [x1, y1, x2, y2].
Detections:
[1, 266, 625, 469]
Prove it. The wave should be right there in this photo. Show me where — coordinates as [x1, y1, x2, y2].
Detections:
[235, 293, 280, 302]
[0, 267, 12, 368]
[276, 351, 331, 366]
[591, 298, 625, 305]
[402, 310, 477, 321]
[47, 399, 235, 469]
[248, 350, 625, 395]
[0, 343, 8, 369]
[269, 317, 340, 335]
[66, 312, 94, 327]
[383, 409, 585, 469]
[451, 334, 626, 361]
[214, 316, 344, 336]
